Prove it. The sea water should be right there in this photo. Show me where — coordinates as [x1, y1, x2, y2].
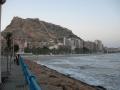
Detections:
[25, 53, 120, 90]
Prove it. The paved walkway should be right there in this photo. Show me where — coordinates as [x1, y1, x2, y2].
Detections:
[1, 56, 29, 90]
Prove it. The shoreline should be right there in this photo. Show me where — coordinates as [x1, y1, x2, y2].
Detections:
[25, 59, 106, 90]
[22, 52, 120, 58]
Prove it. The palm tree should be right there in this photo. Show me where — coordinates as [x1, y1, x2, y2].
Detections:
[5, 32, 12, 73]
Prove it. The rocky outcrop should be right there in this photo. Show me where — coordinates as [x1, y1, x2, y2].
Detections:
[2, 16, 81, 42]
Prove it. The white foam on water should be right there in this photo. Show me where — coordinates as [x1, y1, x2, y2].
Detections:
[35, 53, 120, 90]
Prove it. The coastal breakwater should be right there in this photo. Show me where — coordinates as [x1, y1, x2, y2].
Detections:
[25, 59, 106, 90]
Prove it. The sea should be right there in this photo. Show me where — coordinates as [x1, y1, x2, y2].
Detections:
[24, 53, 120, 90]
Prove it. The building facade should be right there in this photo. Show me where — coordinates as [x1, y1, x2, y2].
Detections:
[94, 40, 104, 52]
[63, 37, 83, 50]
[84, 41, 97, 52]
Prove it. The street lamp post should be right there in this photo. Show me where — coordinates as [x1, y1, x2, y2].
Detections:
[0, 0, 6, 83]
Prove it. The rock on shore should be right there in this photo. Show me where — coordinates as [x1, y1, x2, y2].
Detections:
[25, 59, 99, 90]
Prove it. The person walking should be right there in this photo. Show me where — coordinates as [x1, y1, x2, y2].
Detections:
[15, 54, 20, 65]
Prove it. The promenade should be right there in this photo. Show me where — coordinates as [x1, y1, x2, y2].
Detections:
[0, 56, 29, 90]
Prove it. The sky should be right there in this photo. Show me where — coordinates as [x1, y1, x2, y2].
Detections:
[1, 0, 120, 47]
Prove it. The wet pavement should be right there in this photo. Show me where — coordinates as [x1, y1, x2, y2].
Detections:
[0, 56, 29, 90]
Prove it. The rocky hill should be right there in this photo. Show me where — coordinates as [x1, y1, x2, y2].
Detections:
[2, 16, 82, 42]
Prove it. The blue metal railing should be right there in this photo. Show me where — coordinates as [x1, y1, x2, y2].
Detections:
[19, 56, 42, 90]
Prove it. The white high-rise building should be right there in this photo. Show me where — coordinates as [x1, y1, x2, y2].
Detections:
[63, 37, 83, 50]
[95, 40, 103, 51]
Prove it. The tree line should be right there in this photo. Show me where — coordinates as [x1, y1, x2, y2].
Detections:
[24, 46, 94, 55]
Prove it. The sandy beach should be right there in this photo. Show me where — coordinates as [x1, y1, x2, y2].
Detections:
[25, 59, 105, 90]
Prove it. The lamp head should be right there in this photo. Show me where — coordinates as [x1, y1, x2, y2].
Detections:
[0, 0, 6, 5]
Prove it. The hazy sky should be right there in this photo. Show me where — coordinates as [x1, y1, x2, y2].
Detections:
[1, 0, 120, 47]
